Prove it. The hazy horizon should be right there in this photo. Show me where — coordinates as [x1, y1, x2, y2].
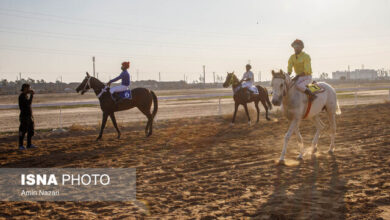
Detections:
[0, 0, 389, 83]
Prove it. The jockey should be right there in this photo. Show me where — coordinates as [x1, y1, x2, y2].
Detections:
[240, 64, 258, 95]
[287, 39, 316, 101]
[107, 61, 131, 98]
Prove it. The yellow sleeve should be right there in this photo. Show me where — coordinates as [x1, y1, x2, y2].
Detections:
[304, 54, 312, 75]
[287, 55, 293, 74]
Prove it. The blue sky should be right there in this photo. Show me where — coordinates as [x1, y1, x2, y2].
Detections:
[0, 0, 389, 82]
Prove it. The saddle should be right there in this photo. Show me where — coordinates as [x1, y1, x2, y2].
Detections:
[306, 82, 325, 94]
[112, 89, 132, 102]
[292, 76, 325, 94]
[234, 85, 259, 95]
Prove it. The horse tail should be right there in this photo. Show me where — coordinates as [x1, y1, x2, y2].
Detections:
[335, 100, 341, 115]
[150, 90, 158, 119]
[264, 87, 273, 110]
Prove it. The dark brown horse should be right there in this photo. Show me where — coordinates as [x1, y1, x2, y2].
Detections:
[76, 72, 158, 140]
[223, 72, 272, 124]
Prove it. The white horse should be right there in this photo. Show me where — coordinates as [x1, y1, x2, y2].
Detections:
[270, 70, 341, 162]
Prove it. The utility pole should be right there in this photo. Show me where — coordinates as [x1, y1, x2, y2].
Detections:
[92, 56, 96, 77]
[19, 72, 22, 81]
[159, 72, 161, 82]
[136, 69, 139, 81]
[258, 71, 261, 82]
[203, 65, 206, 85]
[213, 72, 215, 83]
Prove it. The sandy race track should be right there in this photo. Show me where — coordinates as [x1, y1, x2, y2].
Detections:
[0, 103, 389, 219]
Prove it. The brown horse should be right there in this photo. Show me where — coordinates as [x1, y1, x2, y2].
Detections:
[76, 72, 158, 140]
[223, 72, 272, 124]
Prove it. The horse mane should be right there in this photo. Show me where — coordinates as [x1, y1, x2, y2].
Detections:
[90, 77, 105, 89]
[272, 70, 286, 79]
[230, 73, 239, 85]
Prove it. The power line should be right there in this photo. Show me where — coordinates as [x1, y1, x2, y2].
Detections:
[0, 26, 279, 51]
[0, 44, 205, 61]
[0, 8, 262, 39]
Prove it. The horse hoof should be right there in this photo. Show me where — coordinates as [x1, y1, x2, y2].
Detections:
[230, 123, 235, 127]
[297, 155, 304, 160]
[266, 117, 271, 121]
[328, 149, 334, 154]
[96, 137, 102, 141]
[277, 160, 286, 166]
[248, 121, 251, 126]
[312, 147, 318, 154]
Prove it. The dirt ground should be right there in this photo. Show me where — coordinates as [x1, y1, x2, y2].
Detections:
[0, 103, 389, 219]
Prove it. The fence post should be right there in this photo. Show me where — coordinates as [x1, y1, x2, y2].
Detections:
[59, 105, 63, 130]
[218, 98, 222, 115]
[53, 105, 66, 132]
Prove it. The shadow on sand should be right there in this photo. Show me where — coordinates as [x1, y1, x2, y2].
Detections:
[253, 153, 347, 219]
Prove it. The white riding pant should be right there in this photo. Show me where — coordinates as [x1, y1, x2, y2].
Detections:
[110, 85, 129, 94]
[242, 82, 258, 94]
[296, 75, 312, 92]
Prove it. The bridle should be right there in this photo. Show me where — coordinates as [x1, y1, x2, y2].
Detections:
[81, 76, 91, 94]
[272, 73, 290, 97]
[229, 73, 239, 87]
[79, 76, 108, 99]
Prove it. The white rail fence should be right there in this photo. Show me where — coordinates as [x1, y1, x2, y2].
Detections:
[1, 86, 389, 110]
[0, 86, 389, 131]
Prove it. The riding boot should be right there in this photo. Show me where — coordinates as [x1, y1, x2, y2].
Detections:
[304, 89, 317, 101]
[244, 88, 251, 101]
[249, 90, 256, 100]
[112, 93, 120, 103]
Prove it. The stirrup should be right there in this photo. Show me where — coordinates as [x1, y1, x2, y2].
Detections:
[304, 89, 317, 101]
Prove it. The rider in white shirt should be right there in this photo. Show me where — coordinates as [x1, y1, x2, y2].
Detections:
[241, 64, 258, 95]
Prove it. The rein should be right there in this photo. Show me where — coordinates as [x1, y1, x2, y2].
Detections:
[97, 86, 108, 98]
[273, 73, 311, 119]
[229, 74, 242, 94]
[82, 76, 107, 99]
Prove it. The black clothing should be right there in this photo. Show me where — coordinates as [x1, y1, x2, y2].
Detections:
[18, 93, 34, 147]
[19, 93, 33, 118]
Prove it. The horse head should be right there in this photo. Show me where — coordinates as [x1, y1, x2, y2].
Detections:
[223, 72, 237, 88]
[271, 69, 290, 106]
[76, 72, 92, 95]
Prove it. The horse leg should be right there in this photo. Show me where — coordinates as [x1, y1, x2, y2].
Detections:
[109, 113, 121, 139]
[243, 103, 251, 126]
[97, 112, 109, 141]
[138, 107, 153, 137]
[328, 112, 337, 153]
[261, 99, 270, 121]
[280, 119, 299, 162]
[254, 101, 260, 123]
[146, 114, 153, 137]
[296, 127, 305, 159]
[311, 115, 324, 154]
[231, 102, 239, 125]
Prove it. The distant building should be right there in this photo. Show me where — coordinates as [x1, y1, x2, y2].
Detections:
[332, 69, 377, 80]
